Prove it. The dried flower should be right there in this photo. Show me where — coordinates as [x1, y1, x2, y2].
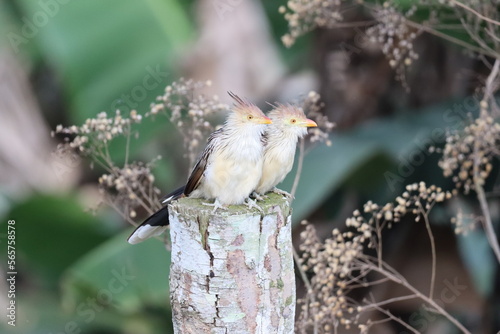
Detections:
[301, 91, 336, 146]
[146, 78, 228, 168]
[98, 160, 162, 216]
[280, 0, 350, 47]
[52, 110, 142, 155]
[439, 108, 500, 193]
[365, 3, 420, 88]
[297, 182, 453, 333]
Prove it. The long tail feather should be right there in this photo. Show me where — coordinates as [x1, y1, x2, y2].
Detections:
[127, 206, 170, 244]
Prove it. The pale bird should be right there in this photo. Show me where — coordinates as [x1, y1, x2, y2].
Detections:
[128, 92, 272, 244]
[254, 104, 317, 196]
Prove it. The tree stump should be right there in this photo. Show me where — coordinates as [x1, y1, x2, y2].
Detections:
[169, 193, 295, 334]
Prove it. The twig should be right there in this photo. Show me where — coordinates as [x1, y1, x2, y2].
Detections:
[347, 277, 390, 289]
[473, 58, 500, 264]
[375, 217, 383, 268]
[124, 183, 155, 215]
[90, 153, 114, 174]
[365, 261, 471, 334]
[107, 199, 138, 227]
[460, 18, 497, 57]
[292, 246, 318, 334]
[483, 59, 500, 100]
[107, 198, 164, 242]
[103, 140, 113, 166]
[327, 20, 376, 29]
[485, 27, 500, 45]
[417, 201, 436, 300]
[475, 179, 500, 264]
[373, 305, 419, 334]
[361, 294, 418, 310]
[448, 0, 500, 26]
[291, 138, 305, 198]
[405, 20, 499, 59]
[124, 126, 131, 166]
[137, 182, 158, 211]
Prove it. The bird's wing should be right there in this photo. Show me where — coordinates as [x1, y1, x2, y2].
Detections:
[261, 130, 269, 147]
[184, 128, 222, 196]
[160, 185, 185, 204]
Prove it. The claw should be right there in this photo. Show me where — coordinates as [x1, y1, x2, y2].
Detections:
[273, 188, 294, 199]
[251, 191, 267, 201]
[202, 198, 227, 213]
[245, 198, 264, 213]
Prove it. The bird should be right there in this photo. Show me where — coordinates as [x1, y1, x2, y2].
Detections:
[128, 92, 272, 244]
[253, 103, 317, 197]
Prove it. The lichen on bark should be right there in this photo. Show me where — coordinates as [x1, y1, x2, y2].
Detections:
[169, 193, 295, 334]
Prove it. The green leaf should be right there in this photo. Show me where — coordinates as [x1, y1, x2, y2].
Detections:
[14, 0, 193, 123]
[9, 289, 173, 334]
[456, 228, 496, 297]
[8, 0, 195, 179]
[282, 97, 479, 224]
[0, 194, 111, 286]
[280, 138, 381, 223]
[61, 230, 171, 314]
[453, 199, 496, 297]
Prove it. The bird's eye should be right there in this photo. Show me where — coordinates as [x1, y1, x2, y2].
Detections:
[290, 119, 297, 124]
[247, 115, 254, 120]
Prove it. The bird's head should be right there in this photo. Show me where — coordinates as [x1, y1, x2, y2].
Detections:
[268, 104, 317, 138]
[227, 91, 272, 126]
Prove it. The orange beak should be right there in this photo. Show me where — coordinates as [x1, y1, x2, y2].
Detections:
[258, 116, 273, 124]
[301, 118, 318, 127]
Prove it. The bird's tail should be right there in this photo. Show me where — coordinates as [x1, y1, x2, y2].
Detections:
[127, 206, 170, 244]
[128, 186, 185, 244]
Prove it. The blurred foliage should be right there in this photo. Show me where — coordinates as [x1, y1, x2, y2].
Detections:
[260, 0, 312, 70]
[282, 97, 478, 223]
[0, 195, 113, 286]
[457, 224, 496, 297]
[12, 0, 192, 122]
[1, 0, 193, 333]
[281, 97, 497, 298]
[61, 230, 171, 313]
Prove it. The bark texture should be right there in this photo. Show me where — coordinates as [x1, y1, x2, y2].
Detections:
[169, 193, 295, 334]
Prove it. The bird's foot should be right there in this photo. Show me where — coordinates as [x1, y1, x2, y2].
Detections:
[273, 188, 294, 199]
[250, 191, 267, 202]
[202, 199, 227, 213]
[245, 198, 264, 213]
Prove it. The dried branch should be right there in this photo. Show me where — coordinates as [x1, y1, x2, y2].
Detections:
[291, 138, 305, 198]
[365, 262, 472, 334]
[447, 0, 500, 26]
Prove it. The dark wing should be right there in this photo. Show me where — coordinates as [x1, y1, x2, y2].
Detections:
[184, 128, 222, 196]
[261, 130, 269, 147]
[127, 206, 170, 244]
[160, 185, 185, 204]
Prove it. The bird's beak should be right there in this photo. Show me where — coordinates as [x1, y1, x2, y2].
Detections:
[302, 118, 318, 127]
[259, 116, 273, 124]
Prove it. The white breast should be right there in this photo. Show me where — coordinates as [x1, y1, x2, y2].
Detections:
[255, 140, 296, 194]
[199, 126, 266, 205]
